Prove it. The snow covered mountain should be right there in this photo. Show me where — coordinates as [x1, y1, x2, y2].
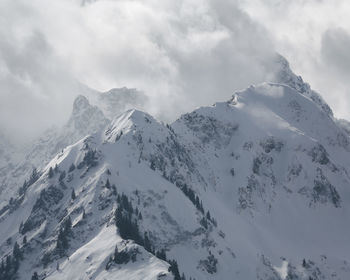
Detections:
[0, 133, 12, 174]
[92, 87, 148, 120]
[0, 87, 147, 207]
[0, 133, 16, 197]
[273, 55, 333, 117]
[1, 61, 350, 279]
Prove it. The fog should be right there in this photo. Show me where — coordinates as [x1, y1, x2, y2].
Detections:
[1, 0, 349, 143]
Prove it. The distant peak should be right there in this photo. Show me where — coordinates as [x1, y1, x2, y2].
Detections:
[104, 87, 136, 95]
[95, 87, 148, 120]
[72, 95, 90, 113]
[66, 95, 108, 134]
[228, 94, 238, 105]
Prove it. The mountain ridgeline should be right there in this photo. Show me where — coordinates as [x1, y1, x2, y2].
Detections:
[1, 59, 350, 279]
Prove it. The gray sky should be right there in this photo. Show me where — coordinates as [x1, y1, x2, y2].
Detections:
[1, 0, 350, 142]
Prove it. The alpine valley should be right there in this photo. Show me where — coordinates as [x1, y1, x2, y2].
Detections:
[1, 56, 350, 280]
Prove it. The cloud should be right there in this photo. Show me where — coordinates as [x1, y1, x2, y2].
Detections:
[0, 1, 81, 141]
[321, 28, 350, 76]
[237, 0, 350, 119]
[2, 0, 350, 144]
[0, 0, 279, 143]
[51, 0, 277, 117]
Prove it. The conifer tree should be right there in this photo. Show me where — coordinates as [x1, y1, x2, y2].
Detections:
[13, 242, 22, 260]
[48, 167, 54, 178]
[105, 179, 111, 189]
[156, 249, 167, 261]
[31, 272, 39, 280]
[150, 160, 156, 170]
[68, 163, 75, 173]
[71, 189, 76, 200]
[59, 171, 66, 182]
[22, 236, 27, 246]
[56, 216, 72, 256]
[114, 246, 119, 261]
[206, 211, 211, 221]
[144, 232, 152, 252]
[168, 260, 181, 280]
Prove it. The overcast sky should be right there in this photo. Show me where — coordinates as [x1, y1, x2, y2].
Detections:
[1, 0, 350, 142]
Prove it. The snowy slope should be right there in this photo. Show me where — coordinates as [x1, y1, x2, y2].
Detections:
[0, 134, 16, 198]
[25, 95, 109, 168]
[1, 79, 350, 279]
[0, 95, 109, 208]
[1, 58, 350, 279]
[0, 133, 13, 176]
[0, 88, 146, 207]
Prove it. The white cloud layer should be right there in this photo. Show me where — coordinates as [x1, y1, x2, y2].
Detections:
[1, 0, 350, 142]
[238, 0, 350, 120]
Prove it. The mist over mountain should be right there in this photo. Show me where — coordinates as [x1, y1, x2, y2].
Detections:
[0, 55, 350, 280]
[2, 1, 350, 279]
[2, 0, 350, 143]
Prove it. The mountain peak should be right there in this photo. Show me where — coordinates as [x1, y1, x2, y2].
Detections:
[112, 109, 157, 126]
[273, 54, 333, 116]
[96, 87, 148, 119]
[127, 108, 155, 123]
[103, 109, 160, 143]
[2, 56, 350, 280]
[71, 95, 91, 116]
[67, 95, 108, 131]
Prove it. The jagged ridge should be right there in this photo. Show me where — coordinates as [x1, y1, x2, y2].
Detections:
[0, 59, 350, 280]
